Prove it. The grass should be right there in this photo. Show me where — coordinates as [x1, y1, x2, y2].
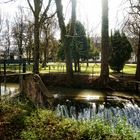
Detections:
[0, 62, 136, 75]
[40, 62, 136, 75]
[122, 64, 136, 74]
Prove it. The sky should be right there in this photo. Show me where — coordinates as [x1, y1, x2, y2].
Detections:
[0, 0, 127, 36]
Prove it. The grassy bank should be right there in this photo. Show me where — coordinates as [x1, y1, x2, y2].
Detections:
[0, 97, 140, 140]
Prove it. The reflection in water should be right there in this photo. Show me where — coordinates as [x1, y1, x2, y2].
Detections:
[0, 83, 19, 96]
[86, 95, 100, 100]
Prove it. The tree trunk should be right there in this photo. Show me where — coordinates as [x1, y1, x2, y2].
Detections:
[65, 39, 73, 77]
[77, 58, 80, 72]
[55, 0, 73, 78]
[28, 41, 32, 63]
[76, 50, 80, 72]
[100, 0, 109, 84]
[42, 31, 48, 67]
[74, 59, 77, 72]
[19, 23, 23, 59]
[86, 58, 89, 67]
[135, 32, 140, 81]
[33, 16, 40, 74]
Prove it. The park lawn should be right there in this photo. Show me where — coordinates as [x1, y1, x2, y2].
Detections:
[0, 62, 136, 75]
[40, 63, 136, 75]
[122, 64, 136, 74]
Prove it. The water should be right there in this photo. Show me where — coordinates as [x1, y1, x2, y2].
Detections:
[1, 84, 139, 128]
[0, 83, 19, 96]
[48, 87, 140, 128]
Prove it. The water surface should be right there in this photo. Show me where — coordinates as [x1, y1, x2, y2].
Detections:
[0, 83, 19, 96]
[48, 87, 140, 128]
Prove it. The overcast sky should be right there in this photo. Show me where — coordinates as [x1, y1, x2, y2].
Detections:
[0, 0, 127, 36]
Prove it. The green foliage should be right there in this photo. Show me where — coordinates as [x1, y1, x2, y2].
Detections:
[1, 100, 140, 140]
[87, 37, 100, 60]
[57, 40, 65, 61]
[57, 21, 89, 61]
[57, 22, 100, 62]
[0, 100, 30, 139]
[21, 109, 81, 140]
[21, 109, 140, 140]
[71, 21, 89, 60]
[109, 31, 132, 72]
[114, 118, 138, 140]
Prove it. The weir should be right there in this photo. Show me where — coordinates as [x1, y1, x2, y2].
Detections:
[54, 94, 140, 129]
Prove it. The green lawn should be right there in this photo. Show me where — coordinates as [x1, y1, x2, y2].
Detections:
[0, 62, 136, 75]
[40, 63, 136, 75]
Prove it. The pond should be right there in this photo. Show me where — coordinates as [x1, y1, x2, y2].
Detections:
[0, 83, 19, 96]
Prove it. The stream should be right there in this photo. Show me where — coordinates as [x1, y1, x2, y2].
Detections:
[1, 84, 140, 129]
[48, 87, 140, 129]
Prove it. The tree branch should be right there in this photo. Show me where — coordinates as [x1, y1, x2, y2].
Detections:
[0, 0, 16, 4]
[40, 11, 56, 25]
[27, 0, 35, 15]
[40, 0, 52, 24]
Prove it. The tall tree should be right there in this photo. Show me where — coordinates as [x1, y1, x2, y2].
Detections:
[27, 0, 53, 74]
[0, 12, 3, 33]
[67, 21, 88, 72]
[41, 16, 57, 67]
[100, 0, 109, 84]
[0, 12, 3, 47]
[25, 21, 34, 63]
[55, 0, 76, 78]
[124, 0, 140, 80]
[3, 18, 11, 58]
[12, 7, 25, 59]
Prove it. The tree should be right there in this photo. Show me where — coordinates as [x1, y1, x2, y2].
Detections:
[55, 0, 76, 78]
[57, 21, 88, 72]
[12, 7, 26, 59]
[0, 12, 3, 35]
[123, 0, 140, 80]
[109, 31, 132, 72]
[5, 19, 11, 58]
[0, 12, 4, 51]
[25, 20, 34, 63]
[88, 37, 100, 61]
[41, 16, 57, 67]
[68, 21, 88, 72]
[100, 0, 109, 84]
[27, 0, 53, 74]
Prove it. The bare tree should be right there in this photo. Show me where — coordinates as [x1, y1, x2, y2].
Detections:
[3, 18, 11, 58]
[100, 0, 109, 84]
[124, 0, 140, 80]
[41, 16, 57, 67]
[27, 0, 54, 74]
[0, 12, 3, 33]
[25, 21, 34, 63]
[12, 6, 26, 59]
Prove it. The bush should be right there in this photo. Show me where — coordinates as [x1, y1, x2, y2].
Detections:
[21, 109, 140, 140]
[1, 100, 139, 140]
[109, 31, 132, 72]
